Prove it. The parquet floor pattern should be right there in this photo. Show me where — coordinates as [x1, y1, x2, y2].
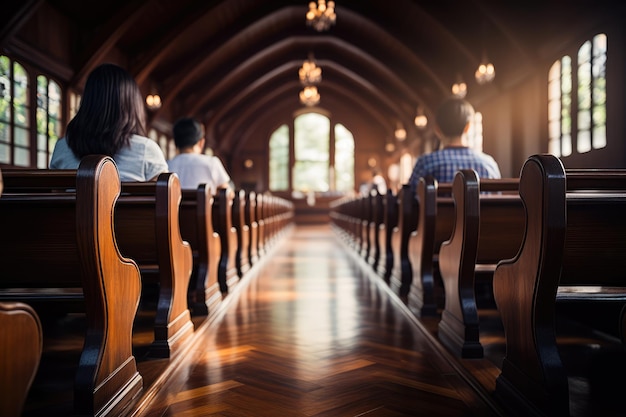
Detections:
[132, 225, 503, 417]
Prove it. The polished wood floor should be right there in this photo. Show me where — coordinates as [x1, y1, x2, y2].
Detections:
[22, 224, 626, 416]
[128, 224, 503, 417]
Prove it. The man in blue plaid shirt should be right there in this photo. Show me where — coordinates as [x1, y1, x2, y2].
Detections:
[408, 98, 501, 187]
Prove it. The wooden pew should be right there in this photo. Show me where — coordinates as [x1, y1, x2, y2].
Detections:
[267, 194, 295, 242]
[233, 189, 251, 278]
[437, 170, 523, 358]
[0, 302, 42, 417]
[245, 190, 259, 267]
[407, 177, 453, 317]
[367, 188, 384, 271]
[492, 154, 626, 416]
[377, 189, 397, 282]
[390, 184, 418, 299]
[0, 155, 143, 417]
[179, 185, 221, 316]
[213, 188, 239, 294]
[359, 192, 372, 260]
[115, 173, 194, 358]
[329, 195, 355, 245]
[255, 192, 266, 259]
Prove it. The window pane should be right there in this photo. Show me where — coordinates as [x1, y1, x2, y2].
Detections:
[293, 113, 329, 192]
[294, 113, 329, 161]
[560, 56, 572, 154]
[0, 142, 9, 163]
[548, 138, 561, 157]
[14, 125, 28, 146]
[592, 33, 607, 150]
[577, 130, 591, 153]
[0, 57, 9, 123]
[0, 120, 8, 145]
[14, 145, 30, 166]
[270, 124, 289, 191]
[561, 56, 572, 94]
[293, 161, 328, 192]
[578, 106, 591, 131]
[37, 150, 48, 168]
[548, 120, 560, 143]
[562, 134, 572, 156]
[334, 123, 354, 192]
[593, 125, 606, 149]
[37, 132, 46, 150]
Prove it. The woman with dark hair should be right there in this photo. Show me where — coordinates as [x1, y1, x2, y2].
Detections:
[50, 63, 168, 181]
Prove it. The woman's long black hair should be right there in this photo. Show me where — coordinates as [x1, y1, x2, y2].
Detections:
[65, 63, 147, 157]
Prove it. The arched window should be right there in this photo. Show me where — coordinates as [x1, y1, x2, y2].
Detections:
[269, 124, 289, 191]
[36, 75, 62, 168]
[548, 33, 606, 157]
[334, 123, 355, 192]
[269, 112, 355, 193]
[0, 55, 31, 166]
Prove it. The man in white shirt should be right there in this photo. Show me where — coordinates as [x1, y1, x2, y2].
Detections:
[167, 117, 232, 194]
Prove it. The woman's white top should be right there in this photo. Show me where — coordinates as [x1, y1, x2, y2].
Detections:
[50, 134, 169, 181]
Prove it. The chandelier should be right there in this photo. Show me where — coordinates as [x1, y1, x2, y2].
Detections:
[299, 85, 320, 106]
[306, 0, 336, 32]
[145, 93, 162, 110]
[299, 55, 322, 85]
[299, 54, 322, 106]
[414, 106, 428, 128]
[475, 61, 495, 84]
[451, 75, 467, 98]
[394, 122, 406, 141]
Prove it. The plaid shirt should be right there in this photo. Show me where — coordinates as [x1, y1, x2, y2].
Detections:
[408, 147, 501, 187]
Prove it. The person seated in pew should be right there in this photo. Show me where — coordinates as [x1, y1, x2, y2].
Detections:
[50, 63, 169, 181]
[408, 97, 501, 186]
[167, 117, 232, 194]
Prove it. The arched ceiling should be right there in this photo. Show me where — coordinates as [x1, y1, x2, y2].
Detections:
[2, 0, 617, 157]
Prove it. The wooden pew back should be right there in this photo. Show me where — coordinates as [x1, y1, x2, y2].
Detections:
[0, 155, 143, 417]
[407, 177, 453, 317]
[391, 184, 418, 298]
[179, 185, 221, 316]
[437, 170, 524, 358]
[368, 189, 384, 271]
[116, 173, 194, 358]
[377, 190, 397, 280]
[245, 190, 259, 266]
[212, 188, 238, 294]
[492, 154, 626, 416]
[0, 301, 42, 417]
[233, 189, 251, 277]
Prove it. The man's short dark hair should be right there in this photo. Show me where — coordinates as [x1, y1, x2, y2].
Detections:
[173, 117, 204, 149]
[435, 98, 475, 137]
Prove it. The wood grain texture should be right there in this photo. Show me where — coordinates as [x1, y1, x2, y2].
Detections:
[131, 225, 502, 417]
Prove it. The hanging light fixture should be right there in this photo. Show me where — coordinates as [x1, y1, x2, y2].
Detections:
[475, 19, 496, 85]
[299, 54, 322, 85]
[414, 106, 428, 129]
[475, 59, 495, 84]
[306, 0, 336, 32]
[394, 121, 406, 141]
[451, 75, 467, 98]
[145, 93, 162, 110]
[299, 53, 322, 106]
[299, 85, 320, 106]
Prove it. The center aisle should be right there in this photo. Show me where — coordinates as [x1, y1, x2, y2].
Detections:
[133, 224, 504, 417]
